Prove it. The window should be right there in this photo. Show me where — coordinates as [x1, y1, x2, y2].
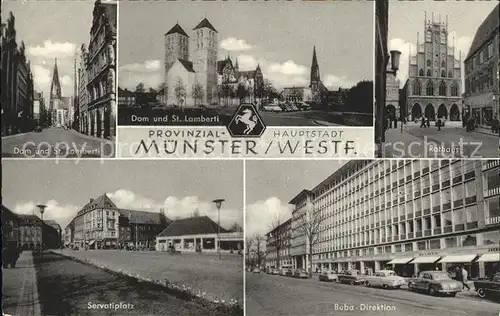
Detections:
[424, 217, 431, 230]
[450, 83, 458, 96]
[419, 69, 424, 76]
[417, 241, 427, 250]
[465, 205, 477, 223]
[407, 221, 414, 233]
[433, 214, 441, 228]
[483, 231, 500, 245]
[487, 43, 493, 59]
[445, 237, 457, 248]
[427, 69, 432, 76]
[448, 71, 453, 78]
[429, 239, 440, 249]
[441, 60, 446, 68]
[453, 209, 465, 224]
[453, 185, 464, 201]
[413, 80, 421, 95]
[465, 181, 476, 198]
[404, 243, 413, 251]
[486, 198, 500, 219]
[443, 211, 452, 227]
[439, 81, 446, 96]
[441, 70, 446, 78]
[416, 218, 422, 232]
[458, 234, 477, 247]
[426, 81, 434, 96]
[427, 59, 431, 67]
[486, 169, 500, 191]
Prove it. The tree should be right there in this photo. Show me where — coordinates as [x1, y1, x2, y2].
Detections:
[269, 213, 287, 271]
[254, 234, 265, 268]
[135, 82, 145, 92]
[345, 80, 374, 113]
[246, 237, 254, 268]
[192, 82, 204, 107]
[237, 82, 248, 103]
[173, 77, 186, 108]
[295, 206, 324, 277]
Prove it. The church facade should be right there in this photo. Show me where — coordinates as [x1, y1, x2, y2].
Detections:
[164, 18, 264, 107]
[403, 13, 462, 122]
[49, 59, 70, 128]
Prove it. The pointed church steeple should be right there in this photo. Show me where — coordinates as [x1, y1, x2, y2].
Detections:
[234, 58, 239, 71]
[50, 58, 62, 108]
[310, 46, 320, 88]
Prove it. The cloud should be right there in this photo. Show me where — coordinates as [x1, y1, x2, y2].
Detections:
[389, 38, 417, 87]
[13, 200, 80, 229]
[32, 65, 52, 92]
[268, 60, 308, 76]
[448, 32, 472, 59]
[27, 40, 76, 58]
[120, 60, 161, 73]
[118, 60, 163, 90]
[220, 37, 252, 51]
[107, 189, 157, 210]
[324, 74, 356, 90]
[245, 197, 293, 237]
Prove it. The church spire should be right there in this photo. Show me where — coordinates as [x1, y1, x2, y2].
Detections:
[234, 57, 239, 71]
[310, 46, 320, 87]
[50, 58, 62, 102]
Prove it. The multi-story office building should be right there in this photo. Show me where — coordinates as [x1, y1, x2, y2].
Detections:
[265, 218, 293, 270]
[463, 3, 499, 129]
[288, 159, 500, 279]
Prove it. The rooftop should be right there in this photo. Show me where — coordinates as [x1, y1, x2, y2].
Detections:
[157, 216, 228, 237]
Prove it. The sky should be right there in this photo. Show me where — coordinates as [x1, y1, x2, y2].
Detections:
[2, 1, 96, 103]
[119, 1, 374, 91]
[388, 1, 498, 88]
[2, 160, 243, 230]
[245, 160, 349, 238]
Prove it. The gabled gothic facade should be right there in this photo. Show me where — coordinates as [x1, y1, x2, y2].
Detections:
[404, 13, 462, 122]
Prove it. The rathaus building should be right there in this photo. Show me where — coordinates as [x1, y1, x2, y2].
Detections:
[403, 13, 462, 123]
[289, 159, 500, 279]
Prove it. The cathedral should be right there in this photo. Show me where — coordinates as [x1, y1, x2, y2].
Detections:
[49, 58, 71, 127]
[403, 13, 462, 122]
[164, 18, 264, 107]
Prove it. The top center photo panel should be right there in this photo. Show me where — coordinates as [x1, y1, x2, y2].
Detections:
[117, 0, 375, 159]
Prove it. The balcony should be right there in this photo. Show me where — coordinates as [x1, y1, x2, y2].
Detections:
[486, 187, 500, 197]
[482, 160, 499, 170]
[486, 216, 500, 226]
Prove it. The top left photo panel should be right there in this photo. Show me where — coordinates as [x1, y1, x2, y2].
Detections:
[2, 0, 117, 158]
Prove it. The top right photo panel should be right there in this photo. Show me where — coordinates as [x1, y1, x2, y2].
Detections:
[375, 0, 499, 158]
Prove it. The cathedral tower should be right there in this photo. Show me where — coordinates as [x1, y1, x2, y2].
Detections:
[49, 58, 62, 110]
[310, 46, 321, 90]
[164, 23, 189, 103]
[192, 18, 218, 104]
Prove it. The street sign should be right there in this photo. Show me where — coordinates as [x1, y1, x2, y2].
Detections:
[226, 103, 266, 138]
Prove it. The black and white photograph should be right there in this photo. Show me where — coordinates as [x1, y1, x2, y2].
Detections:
[1, 160, 244, 316]
[245, 159, 500, 316]
[375, 0, 499, 158]
[118, 1, 373, 127]
[1, 0, 117, 158]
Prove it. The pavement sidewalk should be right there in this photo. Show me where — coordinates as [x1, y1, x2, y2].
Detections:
[2, 251, 42, 316]
[68, 128, 114, 143]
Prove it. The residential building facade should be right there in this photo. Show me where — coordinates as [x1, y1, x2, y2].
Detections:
[287, 159, 500, 279]
[2, 205, 20, 247]
[404, 13, 462, 122]
[265, 218, 293, 270]
[85, 0, 117, 139]
[1, 12, 35, 136]
[78, 44, 89, 134]
[463, 4, 499, 129]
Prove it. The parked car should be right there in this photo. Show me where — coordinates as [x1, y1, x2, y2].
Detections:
[271, 269, 280, 275]
[473, 272, 500, 299]
[338, 269, 365, 285]
[294, 269, 309, 279]
[364, 270, 406, 289]
[408, 271, 462, 297]
[34, 126, 42, 132]
[319, 271, 338, 282]
[252, 268, 261, 273]
[285, 269, 294, 277]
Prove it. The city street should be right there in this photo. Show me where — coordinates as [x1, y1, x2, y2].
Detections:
[56, 249, 244, 304]
[3, 251, 237, 316]
[246, 273, 500, 316]
[384, 124, 499, 158]
[1, 127, 115, 158]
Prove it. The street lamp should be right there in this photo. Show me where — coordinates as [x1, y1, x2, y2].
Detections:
[212, 199, 225, 260]
[37, 204, 47, 258]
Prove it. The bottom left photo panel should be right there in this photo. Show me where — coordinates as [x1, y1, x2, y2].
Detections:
[1, 159, 244, 316]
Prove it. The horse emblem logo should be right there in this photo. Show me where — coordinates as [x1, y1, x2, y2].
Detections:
[226, 103, 266, 137]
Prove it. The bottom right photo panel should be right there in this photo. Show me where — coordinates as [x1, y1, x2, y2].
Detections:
[245, 159, 500, 316]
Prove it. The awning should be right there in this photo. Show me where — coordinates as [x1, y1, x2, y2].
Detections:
[477, 253, 500, 262]
[388, 257, 414, 265]
[411, 256, 441, 264]
[88, 240, 96, 246]
[438, 255, 477, 263]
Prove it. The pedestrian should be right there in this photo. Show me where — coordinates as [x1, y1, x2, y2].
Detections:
[420, 116, 426, 128]
[437, 118, 442, 131]
[461, 266, 470, 290]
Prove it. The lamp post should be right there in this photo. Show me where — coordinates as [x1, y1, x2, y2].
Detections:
[37, 204, 47, 258]
[212, 199, 225, 260]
